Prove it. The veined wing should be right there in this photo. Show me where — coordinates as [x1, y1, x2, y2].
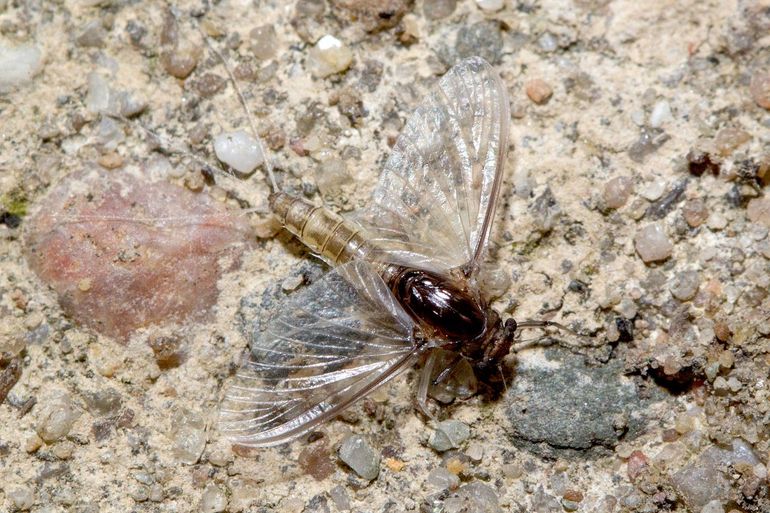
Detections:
[355, 56, 510, 273]
[220, 260, 420, 447]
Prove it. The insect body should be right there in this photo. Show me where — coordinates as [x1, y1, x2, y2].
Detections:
[220, 56, 518, 447]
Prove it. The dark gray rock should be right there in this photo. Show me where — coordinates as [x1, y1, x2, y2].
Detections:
[454, 21, 503, 64]
[506, 349, 649, 458]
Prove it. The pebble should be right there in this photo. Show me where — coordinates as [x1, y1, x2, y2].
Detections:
[170, 409, 207, 464]
[649, 99, 672, 128]
[214, 130, 265, 175]
[634, 223, 673, 263]
[0, 43, 43, 93]
[423, 0, 456, 19]
[307, 35, 353, 78]
[161, 45, 201, 79]
[24, 169, 250, 341]
[430, 420, 470, 452]
[713, 127, 751, 157]
[525, 79, 553, 105]
[747, 198, 770, 227]
[455, 21, 503, 64]
[445, 482, 502, 513]
[475, 0, 504, 12]
[75, 20, 106, 48]
[195, 73, 226, 97]
[36, 391, 80, 443]
[9, 487, 35, 510]
[329, 485, 351, 511]
[640, 178, 666, 201]
[707, 212, 728, 230]
[628, 127, 670, 163]
[603, 176, 634, 208]
[701, 500, 724, 513]
[200, 484, 228, 513]
[670, 271, 700, 301]
[250, 25, 278, 60]
[147, 335, 186, 369]
[427, 466, 461, 490]
[749, 70, 770, 110]
[316, 157, 352, 197]
[338, 434, 380, 480]
[298, 439, 336, 480]
[672, 439, 761, 510]
[683, 198, 708, 227]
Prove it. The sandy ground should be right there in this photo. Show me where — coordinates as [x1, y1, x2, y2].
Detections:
[1, 0, 769, 512]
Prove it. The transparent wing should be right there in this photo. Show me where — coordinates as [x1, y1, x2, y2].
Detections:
[355, 56, 510, 273]
[220, 260, 419, 447]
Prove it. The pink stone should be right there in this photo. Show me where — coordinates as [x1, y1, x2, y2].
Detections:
[24, 168, 252, 341]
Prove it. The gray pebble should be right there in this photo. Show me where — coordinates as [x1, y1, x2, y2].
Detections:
[170, 409, 207, 464]
[199, 484, 228, 513]
[455, 21, 503, 64]
[423, 0, 457, 19]
[75, 20, 106, 48]
[9, 487, 35, 511]
[329, 485, 351, 511]
[427, 467, 461, 490]
[338, 434, 380, 480]
[430, 420, 470, 452]
[634, 223, 673, 263]
[36, 391, 80, 443]
[670, 270, 700, 301]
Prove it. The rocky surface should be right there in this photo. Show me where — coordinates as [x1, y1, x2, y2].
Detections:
[1, 0, 768, 512]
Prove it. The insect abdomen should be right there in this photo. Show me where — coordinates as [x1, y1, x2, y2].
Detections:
[269, 192, 370, 265]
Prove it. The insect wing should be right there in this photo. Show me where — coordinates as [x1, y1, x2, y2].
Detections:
[355, 56, 510, 272]
[220, 260, 419, 447]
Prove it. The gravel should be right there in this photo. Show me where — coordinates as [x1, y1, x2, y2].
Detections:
[338, 434, 380, 480]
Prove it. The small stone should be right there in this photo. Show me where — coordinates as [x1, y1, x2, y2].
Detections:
[331, 0, 412, 32]
[200, 484, 227, 513]
[455, 21, 503, 64]
[250, 25, 278, 60]
[329, 485, 351, 511]
[747, 198, 770, 227]
[727, 377, 742, 392]
[672, 439, 761, 510]
[713, 128, 751, 157]
[148, 484, 164, 502]
[634, 223, 673, 263]
[423, 0, 456, 19]
[525, 79, 553, 104]
[627, 450, 649, 482]
[649, 100, 672, 128]
[450, 482, 502, 513]
[427, 466, 460, 490]
[0, 43, 43, 93]
[25, 434, 43, 453]
[195, 73, 226, 98]
[475, 0, 504, 12]
[214, 130, 265, 175]
[640, 178, 666, 201]
[429, 420, 470, 452]
[147, 335, 186, 369]
[307, 35, 353, 78]
[670, 271, 700, 301]
[75, 20, 107, 48]
[170, 408, 206, 464]
[707, 212, 728, 230]
[131, 485, 149, 503]
[628, 127, 670, 163]
[161, 45, 201, 79]
[701, 500, 724, 513]
[36, 391, 80, 443]
[713, 376, 730, 394]
[299, 439, 336, 481]
[315, 157, 352, 197]
[97, 152, 124, 170]
[465, 441, 484, 462]
[384, 457, 406, 471]
[83, 388, 122, 416]
[683, 199, 708, 227]
[674, 414, 695, 434]
[9, 487, 35, 511]
[603, 176, 634, 209]
[749, 70, 770, 110]
[338, 434, 380, 480]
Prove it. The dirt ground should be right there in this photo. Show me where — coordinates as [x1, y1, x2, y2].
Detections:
[1, 0, 769, 512]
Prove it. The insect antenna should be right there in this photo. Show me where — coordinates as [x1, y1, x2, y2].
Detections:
[196, 24, 278, 194]
[512, 319, 602, 352]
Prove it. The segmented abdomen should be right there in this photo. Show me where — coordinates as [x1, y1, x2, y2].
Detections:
[269, 192, 371, 265]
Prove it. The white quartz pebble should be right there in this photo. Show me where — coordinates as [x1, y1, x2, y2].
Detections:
[214, 130, 264, 175]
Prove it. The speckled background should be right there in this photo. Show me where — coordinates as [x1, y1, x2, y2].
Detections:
[1, 1, 769, 512]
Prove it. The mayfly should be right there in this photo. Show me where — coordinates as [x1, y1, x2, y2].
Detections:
[219, 56, 575, 447]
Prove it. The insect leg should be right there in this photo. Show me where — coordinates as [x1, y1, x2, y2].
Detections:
[415, 349, 438, 420]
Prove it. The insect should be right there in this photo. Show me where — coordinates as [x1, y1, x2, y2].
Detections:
[219, 56, 575, 447]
